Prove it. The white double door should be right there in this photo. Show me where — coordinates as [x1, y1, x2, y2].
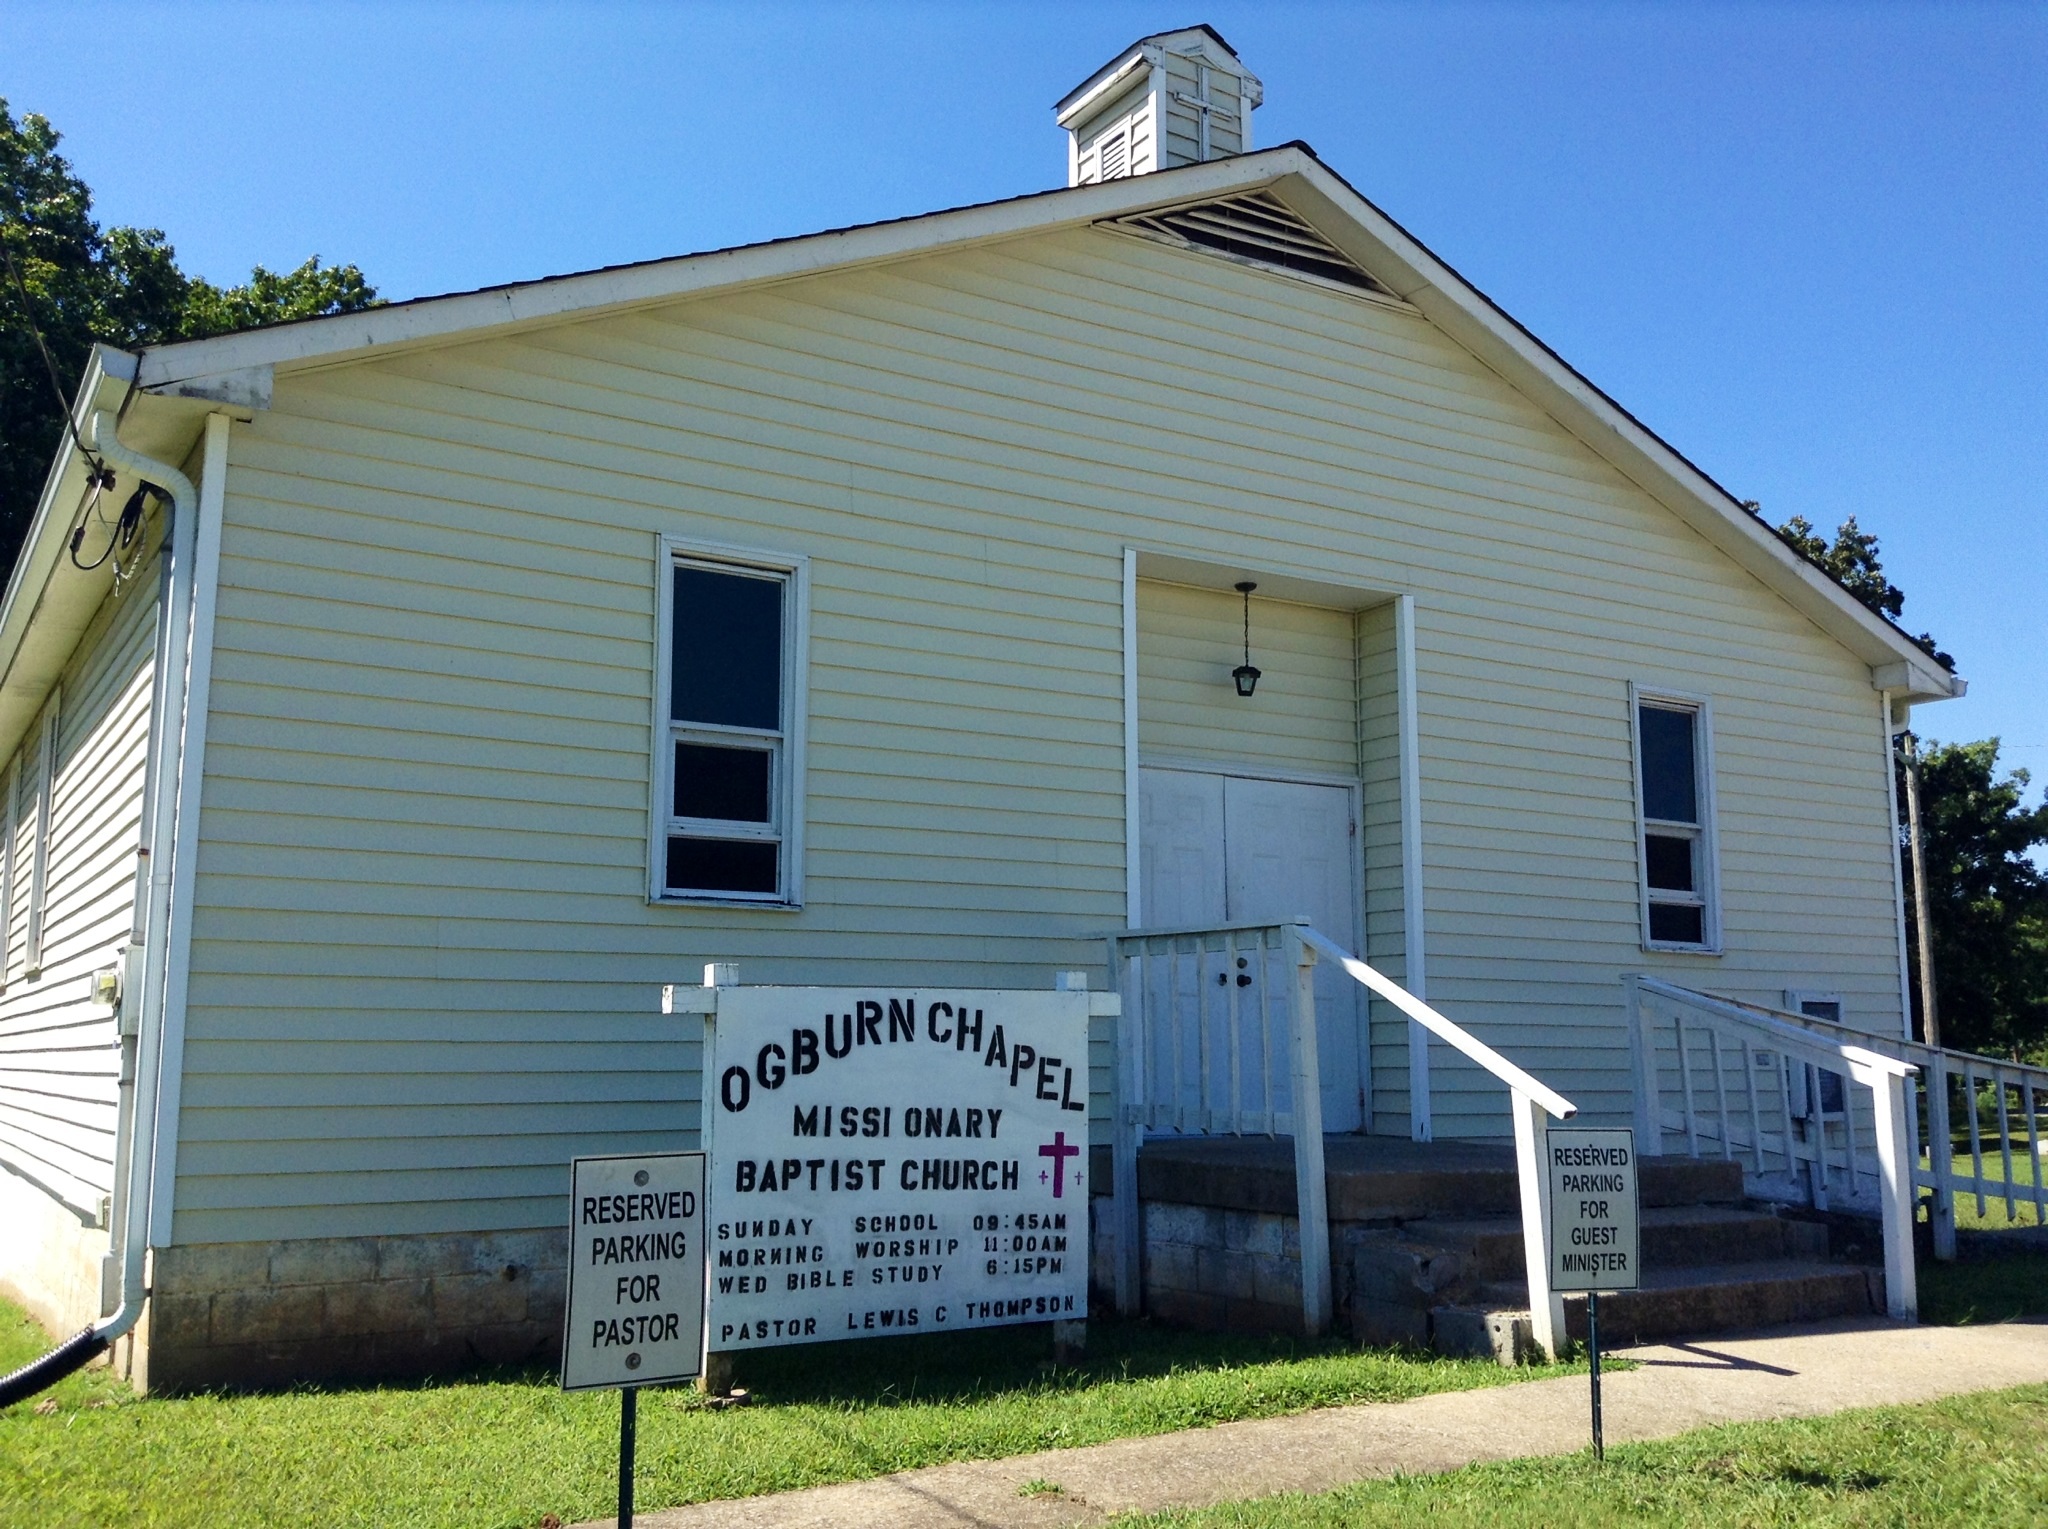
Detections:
[1139, 767, 1366, 1132]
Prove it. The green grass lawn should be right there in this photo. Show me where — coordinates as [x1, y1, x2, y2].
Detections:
[1919, 1248, 2048, 1326]
[0, 1299, 1572, 1529]
[7, 1247, 2042, 1529]
[1938, 1139, 2043, 1230]
[1123, 1383, 2048, 1527]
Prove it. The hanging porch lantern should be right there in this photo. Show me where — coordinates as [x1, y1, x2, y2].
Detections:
[1232, 581, 1261, 697]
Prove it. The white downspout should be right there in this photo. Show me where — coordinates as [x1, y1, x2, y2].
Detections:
[89, 407, 200, 1356]
[145, 413, 227, 1246]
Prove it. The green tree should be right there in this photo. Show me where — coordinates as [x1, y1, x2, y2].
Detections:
[1, 98, 376, 579]
[1752, 502, 1953, 669]
[1902, 740, 2048, 1064]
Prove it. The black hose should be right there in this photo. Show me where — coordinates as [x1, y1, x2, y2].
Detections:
[0, 1326, 110, 1409]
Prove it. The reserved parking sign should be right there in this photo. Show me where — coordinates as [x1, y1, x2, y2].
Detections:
[1547, 1127, 1640, 1294]
[561, 1152, 707, 1391]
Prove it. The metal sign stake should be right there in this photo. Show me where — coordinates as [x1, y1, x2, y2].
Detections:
[1587, 1291, 1603, 1461]
[618, 1385, 638, 1529]
[1546, 1126, 1635, 1467]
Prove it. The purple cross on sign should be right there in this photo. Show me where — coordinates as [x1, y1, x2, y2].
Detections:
[1037, 1131, 1079, 1198]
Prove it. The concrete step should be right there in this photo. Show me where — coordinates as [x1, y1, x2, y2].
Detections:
[1432, 1259, 1883, 1362]
[1416, 1204, 1830, 1282]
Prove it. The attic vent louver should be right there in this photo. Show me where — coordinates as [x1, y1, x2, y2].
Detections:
[1111, 191, 1394, 297]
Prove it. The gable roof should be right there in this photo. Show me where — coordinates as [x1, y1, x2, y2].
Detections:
[1, 141, 1961, 753]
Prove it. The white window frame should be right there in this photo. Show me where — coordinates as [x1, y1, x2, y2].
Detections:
[23, 688, 60, 975]
[1785, 990, 1845, 1024]
[649, 535, 808, 908]
[1628, 682, 1721, 955]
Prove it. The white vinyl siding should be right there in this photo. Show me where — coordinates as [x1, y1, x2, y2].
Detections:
[1159, 52, 1245, 163]
[1136, 580, 1357, 779]
[171, 218, 1909, 1241]
[0, 526, 161, 1221]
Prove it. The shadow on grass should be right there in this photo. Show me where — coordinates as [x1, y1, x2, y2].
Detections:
[1920, 1246, 2048, 1327]
[115, 1315, 1422, 1410]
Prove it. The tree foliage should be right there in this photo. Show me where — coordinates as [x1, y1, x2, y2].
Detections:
[1752, 501, 1953, 670]
[1774, 513, 1904, 620]
[0, 99, 376, 580]
[1903, 739, 2048, 1063]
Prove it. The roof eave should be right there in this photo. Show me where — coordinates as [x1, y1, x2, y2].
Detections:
[127, 141, 1962, 702]
[1268, 157, 1964, 703]
[135, 149, 1322, 393]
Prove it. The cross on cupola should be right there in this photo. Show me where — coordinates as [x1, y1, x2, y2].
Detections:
[1171, 60, 1222, 161]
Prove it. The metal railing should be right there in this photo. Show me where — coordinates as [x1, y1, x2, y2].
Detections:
[1625, 976, 1922, 1318]
[1110, 919, 1579, 1354]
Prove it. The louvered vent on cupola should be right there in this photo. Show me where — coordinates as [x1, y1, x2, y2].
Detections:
[1109, 191, 1395, 297]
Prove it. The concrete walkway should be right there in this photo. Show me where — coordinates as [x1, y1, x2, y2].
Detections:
[596, 1317, 2048, 1528]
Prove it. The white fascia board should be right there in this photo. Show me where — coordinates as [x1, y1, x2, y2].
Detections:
[1056, 49, 1150, 128]
[0, 350, 129, 727]
[125, 141, 1961, 701]
[1269, 157, 1964, 703]
[134, 151, 1306, 392]
[0, 347, 219, 759]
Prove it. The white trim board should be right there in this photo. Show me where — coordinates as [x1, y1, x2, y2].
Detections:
[1122, 549, 1141, 930]
[1395, 594, 1430, 1141]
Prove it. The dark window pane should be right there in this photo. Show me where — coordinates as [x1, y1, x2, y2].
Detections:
[1644, 832, 1695, 892]
[1816, 1068, 1846, 1113]
[666, 835, 779, 895]
[674, 743, 771, 822]
[1639, 705, 1698, 824]
[1648, 902, 1705, 945]
[671, 567, 782, 729]
[1798, 998, 1843, 1024]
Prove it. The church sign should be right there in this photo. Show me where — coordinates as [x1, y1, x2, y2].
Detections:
[703, 987, 1092, 1351]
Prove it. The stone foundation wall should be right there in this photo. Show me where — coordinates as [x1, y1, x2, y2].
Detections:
[0, 1166, 108, 1338]
[1139, 1200, 1307, 1334]
[143, 1228, 568, 1392]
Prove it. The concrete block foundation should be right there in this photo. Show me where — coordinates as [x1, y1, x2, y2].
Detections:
[139, 1228, 569, 1392]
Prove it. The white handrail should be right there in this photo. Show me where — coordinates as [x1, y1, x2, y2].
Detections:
[1632, 977, 1917, 1080]
[1112, 920, 1582, 1359]
[1298, 926, 1579, 1121]
[1627, 975, 1920, 1320]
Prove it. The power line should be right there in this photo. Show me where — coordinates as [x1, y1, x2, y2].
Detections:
[0, 198, 106, 473]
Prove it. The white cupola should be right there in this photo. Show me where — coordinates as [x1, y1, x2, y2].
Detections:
[1056, 25, 1263, 187]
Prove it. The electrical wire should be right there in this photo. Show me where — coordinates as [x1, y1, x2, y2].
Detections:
[0, 198, 104, 472]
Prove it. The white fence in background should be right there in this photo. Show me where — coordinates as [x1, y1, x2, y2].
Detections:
[1111, 919, 1579, 1355]
[1904, 1046, 2046, 1257]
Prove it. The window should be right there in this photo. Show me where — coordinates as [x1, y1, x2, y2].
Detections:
[1785, 990, 1844, 1025]
[653, 544, 805, 904]
[1630, 686, 1718, 952]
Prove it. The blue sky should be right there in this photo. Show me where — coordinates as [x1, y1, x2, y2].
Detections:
[6, 2, 2042, 786]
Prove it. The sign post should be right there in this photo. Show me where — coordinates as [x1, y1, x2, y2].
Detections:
[562, 1152, 708, 1529]
[1546, 1126, 1638, 1461]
